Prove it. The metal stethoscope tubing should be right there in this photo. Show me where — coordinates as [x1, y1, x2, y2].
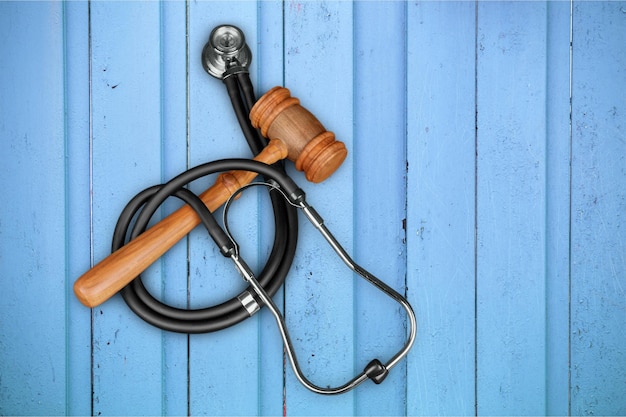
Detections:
[297, 203, 417, 385]
[222, 183, 417, 394]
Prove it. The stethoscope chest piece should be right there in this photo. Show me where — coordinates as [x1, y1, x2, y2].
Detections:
[202, 25, 252, 79]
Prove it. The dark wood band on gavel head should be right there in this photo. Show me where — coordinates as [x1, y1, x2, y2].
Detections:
[250, 86, 348, 183]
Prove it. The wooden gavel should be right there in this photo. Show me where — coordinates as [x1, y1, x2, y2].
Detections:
[74, 86, 348, 308]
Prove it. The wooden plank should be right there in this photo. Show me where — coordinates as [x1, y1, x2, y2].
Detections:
[186, 2, 266, 415]
[544, 1, 572, 414]
[353, 1, 409, 415]
[570, 2, 626, 415]
[475, 2, 548, 414]
[257, 1, 288, 415]
[0, 2, 68, 414]
[406, 2, 477, 415]
[282, 1, 356, 414]
[159, 2, 191, 415]
[89, 2, 166, 414]
[63, 1, 95, 415]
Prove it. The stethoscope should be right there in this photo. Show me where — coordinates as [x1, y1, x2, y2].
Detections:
[74, 24, 416, 395]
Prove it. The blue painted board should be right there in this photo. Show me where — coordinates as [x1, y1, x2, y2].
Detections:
[89, 2, 171, 415]
[571, 2, 626, 415]
[257, 1, 288, 414]
[159, 2, 191, 415]
[63, 2, 95, 415]
[406, 2, 477, 415]
[0, 3, 93, 415]
[476, 2, 549, 414]
[353, 2, 408, 415]
[283, 1, 356, 414]
[0, 2, 70, 414]
[186, 3, 271, 415]
[545, 1, 572, 414]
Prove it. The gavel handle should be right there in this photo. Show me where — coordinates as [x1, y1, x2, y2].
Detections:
[74, 139, 289, 308]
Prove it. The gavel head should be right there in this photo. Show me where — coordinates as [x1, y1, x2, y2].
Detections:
[250, 86, 348, 183]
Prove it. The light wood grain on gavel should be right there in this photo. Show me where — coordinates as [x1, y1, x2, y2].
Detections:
[74, 86, 348, 308]
[250, 86, 347, 183]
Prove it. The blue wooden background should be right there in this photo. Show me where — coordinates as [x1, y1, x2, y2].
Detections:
[1, 1, 625, 415]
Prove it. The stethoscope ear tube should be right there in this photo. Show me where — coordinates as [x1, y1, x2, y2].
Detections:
[115, 159, 301, 333]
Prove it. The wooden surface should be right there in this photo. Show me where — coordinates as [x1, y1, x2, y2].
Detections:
[1, 1, 625, 415]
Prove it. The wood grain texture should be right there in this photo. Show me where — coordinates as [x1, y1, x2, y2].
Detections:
[571, 2, 626, 415]
[545, 2, 572, 414]
[476, 3, 549, 414]
[250, 86, 347, 183]
[89, 2, 166, 415]
[406, 2, 477, 415]
[354, 2, 408, 415]
[0, 2, 68, 414]
[63, 2, 93, 415]
[257, 3, 288, 414]
[282, 1, 356, 414]
[186, 4, 267, 415]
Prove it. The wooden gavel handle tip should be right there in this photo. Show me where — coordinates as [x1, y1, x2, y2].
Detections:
[75, 277, 115, 308]
[74, 281, 96, 308]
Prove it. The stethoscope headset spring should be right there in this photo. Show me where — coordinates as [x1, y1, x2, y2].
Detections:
[111, 25, 416, 395]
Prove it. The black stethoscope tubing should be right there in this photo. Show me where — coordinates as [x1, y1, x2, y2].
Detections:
[115, 72, 300, 333]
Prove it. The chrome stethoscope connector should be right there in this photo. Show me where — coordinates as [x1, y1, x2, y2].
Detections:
[202, 24, 252, 79]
